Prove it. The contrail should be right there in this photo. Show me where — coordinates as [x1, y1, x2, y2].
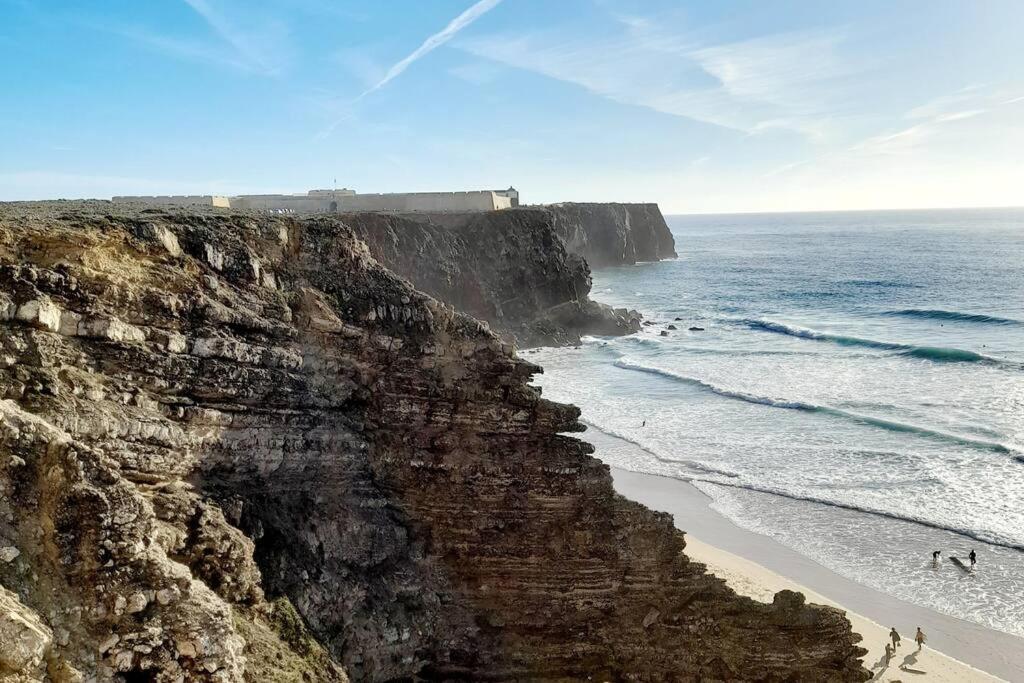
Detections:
[360, 0, 503, 98]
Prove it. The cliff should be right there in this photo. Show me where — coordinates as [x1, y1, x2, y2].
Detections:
[345, 208, 642, 347]
[0, 202, 867, 682]
[546, 202, 678, 268]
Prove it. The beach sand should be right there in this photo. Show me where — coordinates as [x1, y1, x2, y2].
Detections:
[610, 467, 1024, 682]
[687, 536, 1000, 682]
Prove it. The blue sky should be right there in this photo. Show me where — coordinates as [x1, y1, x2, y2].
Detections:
[1, 0, 1022, 212]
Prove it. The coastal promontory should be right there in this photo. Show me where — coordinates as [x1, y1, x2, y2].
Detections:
[0, 202, 867, 681]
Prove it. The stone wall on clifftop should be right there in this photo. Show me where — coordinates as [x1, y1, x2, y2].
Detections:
[0, 202, 866, 682]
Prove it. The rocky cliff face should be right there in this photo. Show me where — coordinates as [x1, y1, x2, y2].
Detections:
[546, 203, 677, 268]
[343, 208, 642, 347]
[0, 202, 867, 682]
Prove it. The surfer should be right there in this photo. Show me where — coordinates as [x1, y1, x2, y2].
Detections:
[915, 627, 926, 650]
[969, 549, 977, 569]
[889, 627, 901, 650]
[931, 550, 941, 566]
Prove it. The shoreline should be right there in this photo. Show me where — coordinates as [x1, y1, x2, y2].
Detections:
[610, 466, 1024, 682]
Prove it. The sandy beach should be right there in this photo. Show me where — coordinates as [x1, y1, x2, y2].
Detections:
[611, 467, 1024, 682]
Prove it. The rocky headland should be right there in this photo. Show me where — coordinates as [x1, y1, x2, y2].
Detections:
[340, 207, 645, 347]
[545, 203, 677, 268]
[0, 201, 868, 681]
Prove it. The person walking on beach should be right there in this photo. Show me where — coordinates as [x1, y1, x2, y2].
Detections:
[890, 627, 901, 650]
[884, 643, 893, 664]
[915, 627, 926, 650]
[970, 549, 977, 569]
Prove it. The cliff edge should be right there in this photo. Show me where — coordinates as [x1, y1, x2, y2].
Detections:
[0, 202, 866, 681]
[546, 202, 677, 268]
[340, 209, 642, 347]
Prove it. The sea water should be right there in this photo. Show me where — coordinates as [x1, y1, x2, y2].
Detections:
[529, 208, 1024, 637]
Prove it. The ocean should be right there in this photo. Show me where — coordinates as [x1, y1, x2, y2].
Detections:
[529, 207, 1024, 638]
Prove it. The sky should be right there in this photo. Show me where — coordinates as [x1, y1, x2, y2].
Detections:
[1, 0, 1023, 213]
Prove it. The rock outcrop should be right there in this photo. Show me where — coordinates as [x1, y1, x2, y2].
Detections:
[0, 202, 867, 681]
[344, 208, 641, 346]
[546, 202, 677, 267]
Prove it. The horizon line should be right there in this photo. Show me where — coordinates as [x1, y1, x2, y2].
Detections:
[664, 204, 1024, 217]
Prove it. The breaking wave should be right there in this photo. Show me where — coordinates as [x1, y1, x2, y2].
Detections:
[580, 398, 1024, 552]
[742, 319, 1015, 368]
[579, 419, 740, 479]
[694, 480, 1024, 552]
[881, 309, 1021, 326]
[612, 359, 1015, 455]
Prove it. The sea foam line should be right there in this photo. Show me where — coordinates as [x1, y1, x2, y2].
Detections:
[612, 358, 1015, 455]
[694, 479, 1024, 553]
[579, 419, 740, 479]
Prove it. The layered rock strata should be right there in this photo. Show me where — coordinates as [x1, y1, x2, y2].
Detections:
[0, 202, 867, 681]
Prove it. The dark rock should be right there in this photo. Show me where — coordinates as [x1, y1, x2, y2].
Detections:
[660, 330, 670, 336]
[667, 325, 677, 330]
[688, 326, 705, 332]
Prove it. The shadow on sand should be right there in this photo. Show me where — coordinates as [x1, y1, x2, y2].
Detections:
[899, 649, 927, 675]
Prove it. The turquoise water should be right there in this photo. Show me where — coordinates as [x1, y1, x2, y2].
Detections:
[530, 208, 1024, 637]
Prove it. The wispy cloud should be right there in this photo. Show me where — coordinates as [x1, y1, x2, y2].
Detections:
[181, 0, 286, 75]
[458, 18, 856, 137]
[333, 49, 387, 89]
[849, 86, 1013, 157]
[762, 159, 812, 178]
[360, 0, 503, 98]
[448, 61, 503, 85]
[104, 23, 253, 72]
[76, 1, 288, 74]
[934, 109, 986, 123]
[904, 85, 985, 120]
[850, 124, 931, 156]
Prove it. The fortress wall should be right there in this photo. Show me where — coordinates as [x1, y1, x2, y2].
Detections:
[110, 190, 513, 213]
[231, 195, 330, 211]
[337, 191, 510, 212]
[111, 195, 230, 207]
